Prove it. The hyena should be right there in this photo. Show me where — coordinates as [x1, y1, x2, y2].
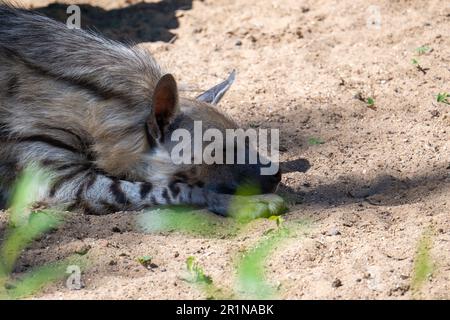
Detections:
[0, 4, 284, 216]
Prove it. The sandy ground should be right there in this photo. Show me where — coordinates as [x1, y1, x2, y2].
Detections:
[1, 0, 450, 299]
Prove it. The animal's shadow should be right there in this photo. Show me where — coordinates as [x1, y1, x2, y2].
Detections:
[35, 0, 193, 43]
[280, 158, 311, 174]
[279, 167, 450, 208]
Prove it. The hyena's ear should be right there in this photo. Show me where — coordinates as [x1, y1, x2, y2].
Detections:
[148, 74, 180, 140]
[197, 70, 236, 105]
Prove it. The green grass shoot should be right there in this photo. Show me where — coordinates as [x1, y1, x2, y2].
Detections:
[184, 256, 228, 299]
[411, 230, 434, 294]
[436, 92, 450, 105]
[137, 256, 153, 268]
[4, 256, 84, 299]
[186, 256, 213, 285]
[268, 215, 284, 227]
[236, 226, 291, 299]
[308, 137, 325, 146]
[0, 166, 83, 299]
[415, 46, 431, 55]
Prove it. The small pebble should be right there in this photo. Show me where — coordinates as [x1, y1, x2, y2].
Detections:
[332, 278, 343, 288]
[75, 244, 91, 255]
[328, 228, 341, 236]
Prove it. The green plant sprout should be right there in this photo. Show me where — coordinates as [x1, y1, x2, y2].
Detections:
[137, 256, 153, 268]
[184, 256, 228, 299]
[308, 137, 325, 146]
[415, 46, 431, 55]
[268, 215, 284, 227]
[354, 93, 377, 109]
[436, 92, 450, 105]
[0, 166, 83, 299]
[366, 97, 375, 107]
[236, 226, 291, 299]
[186, 256, 213, 284]
[411, 229, 434, 295]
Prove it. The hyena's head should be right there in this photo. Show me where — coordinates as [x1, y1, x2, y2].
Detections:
[145, 72, 281, 195]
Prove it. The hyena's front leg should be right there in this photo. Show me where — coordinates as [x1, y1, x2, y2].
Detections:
[50, 169, 286, 217]
[14, 143, 284, 215]
[48, 168, 208, 214]
[44, 164, 285, 216]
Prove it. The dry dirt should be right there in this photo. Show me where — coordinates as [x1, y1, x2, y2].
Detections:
[1, 0, 450, 299]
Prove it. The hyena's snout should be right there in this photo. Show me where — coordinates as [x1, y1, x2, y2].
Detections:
[234, 163, 282, 194]
[259, 168, 282, 193]
[247, 166, 281, 193]
[202, 162, 282, 196]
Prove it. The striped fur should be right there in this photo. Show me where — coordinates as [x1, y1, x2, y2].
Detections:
[0, 4, 283, 216]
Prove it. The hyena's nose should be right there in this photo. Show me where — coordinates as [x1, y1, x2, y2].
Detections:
[260, 169, 282, 193]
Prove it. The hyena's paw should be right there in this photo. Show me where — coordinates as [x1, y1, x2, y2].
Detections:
[230, 194, 288, 221]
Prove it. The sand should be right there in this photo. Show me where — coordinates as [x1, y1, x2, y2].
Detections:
[1, 0, 449, 299]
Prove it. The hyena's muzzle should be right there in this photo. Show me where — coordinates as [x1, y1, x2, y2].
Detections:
[201, 161, 282, 195]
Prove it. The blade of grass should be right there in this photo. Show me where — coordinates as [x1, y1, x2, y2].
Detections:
[184, 256, 230, 300]
[5, 256, 86, 299]
[236, 227, 292, 299]
[0, 210, 62, 274]
[411, 229, 434, 294]
[9, 166, 51, 227]
[308, 137, 324, 146]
